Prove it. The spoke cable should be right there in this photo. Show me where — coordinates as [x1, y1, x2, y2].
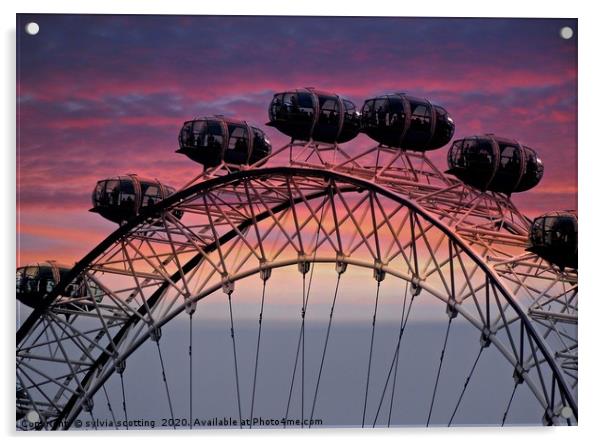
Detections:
[372, 278, 416, 427]
[447, 345, 484, 426]
[386, 336, 402, 427]
[85, 401, 98, 430]
[361, 280, 382, 428]
[284, 195, 328, 428]
[501, 381, 519, 426]
[426, 317, 453, 426]
[119, 372, 129, 430]
[227, 290, 243, 429]
[102, 384, 118, 430]
[301, 195, 329, 427]
[189, 312, 193, 429]
[155, 338, 176, 430]
[301, 274, 306, 428]
[386, 264, 419, 427]
[309, 272, 342, 427]
[283, 273, 305, 428]
[249, 279, 267, 428]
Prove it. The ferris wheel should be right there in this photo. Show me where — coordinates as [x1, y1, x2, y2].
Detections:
[16, 88, 577, 430]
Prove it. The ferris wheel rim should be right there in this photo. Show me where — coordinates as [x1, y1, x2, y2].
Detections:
[57, 256, 559, 429]
[16, 165, 578, 425]
[15, 166, 534, 340]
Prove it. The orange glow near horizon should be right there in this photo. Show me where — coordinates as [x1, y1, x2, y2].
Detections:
[17, 16, 577, 297]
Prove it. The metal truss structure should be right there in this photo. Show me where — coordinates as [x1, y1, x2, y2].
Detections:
[16, 141, 578, 429]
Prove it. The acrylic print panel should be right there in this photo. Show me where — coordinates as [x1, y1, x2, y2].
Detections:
[16, 14, 577, 430]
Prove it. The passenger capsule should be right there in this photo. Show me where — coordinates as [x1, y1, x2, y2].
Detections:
[16, 261, 103, 309]
[447, 135, 544, 194]
[361, 94, 455, 151]
[177, 116, 272, 167]
[527, 211, 577, 270]
[91, 174, 182, 224]
[267, 88, 360, 143]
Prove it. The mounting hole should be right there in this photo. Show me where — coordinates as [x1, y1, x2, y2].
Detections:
[25, 22, 40, 36]
[560, 26, 574, 40]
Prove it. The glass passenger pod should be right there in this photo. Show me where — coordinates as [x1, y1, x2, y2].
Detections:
[16, 263, 56, 307]
[361, 95, 408, 148]
[486, 136, 526, 194]
[91, 175, 140, 223]
[267, 88, 360, 143]
[447, 135, 543, 195]
[16, 261, 104, 308]
[177, 118, 227, 167]
[312, 90, 343, 143]
[527, 211, 577, 270]
[430, 105, 456, 149]
[404, 96, 435, 149]
[447, 136, 499, 190]
[249, 127, 272, 166]
[224, 121, 251, 165]
[91, 174, 180, 224]
[360, 93, 454, 151]
[515, 146, 544, 192]
[339, 99, 361, 143]
[16, 261, 103, 309]
[178, 117, 272, 167]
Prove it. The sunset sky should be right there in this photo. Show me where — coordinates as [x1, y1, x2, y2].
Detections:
[16, 15, 577, 267]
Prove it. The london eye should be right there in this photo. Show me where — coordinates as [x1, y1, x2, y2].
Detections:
[16, 89, 577, 430]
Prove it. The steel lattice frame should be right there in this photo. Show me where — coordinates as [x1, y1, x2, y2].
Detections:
[16, 143, 578, 429]
[283, 142, 577, 392]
